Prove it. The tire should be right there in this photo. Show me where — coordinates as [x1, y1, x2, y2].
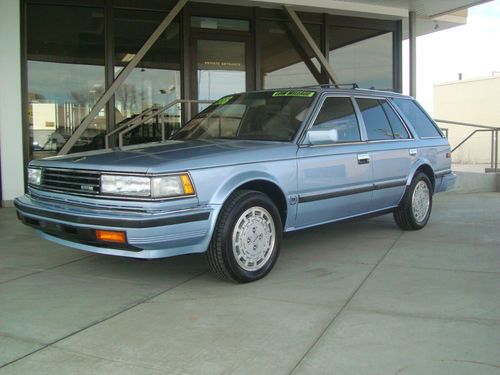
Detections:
[206, 189, 282, 283]
[393, 172, 433, 230]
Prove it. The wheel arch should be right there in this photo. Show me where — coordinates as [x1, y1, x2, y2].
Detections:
[406, 159, 436, 192]
[212, 172, 289, 228]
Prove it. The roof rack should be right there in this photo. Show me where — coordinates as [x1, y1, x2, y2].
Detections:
[301, 83, 359, 89]
[299, 84, 403, 94]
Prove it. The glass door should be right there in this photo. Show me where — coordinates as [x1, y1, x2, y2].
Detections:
[191, 32, 253, 113]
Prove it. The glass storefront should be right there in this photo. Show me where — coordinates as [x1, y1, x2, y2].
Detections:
[23, 1, 400, 161]
[114, 9, 181, 145]
[329, 26, 393, 89]
[260, 20, 322, 89]
[27, 4, 106, 159]
[196, 39, 247, 111]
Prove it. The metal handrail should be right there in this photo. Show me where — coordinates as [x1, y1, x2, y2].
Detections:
[105, 106, 160, 148]
[435, 119, 499, 172]
[117, 99, 213, 148]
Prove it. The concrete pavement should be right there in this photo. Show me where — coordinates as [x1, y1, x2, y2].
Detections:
[0, 193, 499, 374]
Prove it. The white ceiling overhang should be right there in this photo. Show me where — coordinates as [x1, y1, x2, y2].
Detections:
[209, 0, 493, 36]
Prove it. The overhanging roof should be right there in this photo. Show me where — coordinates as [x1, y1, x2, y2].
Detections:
[206, 0, 492, 37]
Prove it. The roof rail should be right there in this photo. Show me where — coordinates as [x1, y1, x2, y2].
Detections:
[301, 83, 359, 89]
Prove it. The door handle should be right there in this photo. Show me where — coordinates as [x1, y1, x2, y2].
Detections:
[409, 148, 418, 156]
[357, 153, 370, 165]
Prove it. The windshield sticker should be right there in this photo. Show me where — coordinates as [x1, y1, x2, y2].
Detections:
[214, 95, 234, 105]
[272, 90, 315, 98]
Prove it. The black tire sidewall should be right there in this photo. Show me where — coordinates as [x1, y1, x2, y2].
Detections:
[407, 173, 433, 229]
[220, 192, 282, 283]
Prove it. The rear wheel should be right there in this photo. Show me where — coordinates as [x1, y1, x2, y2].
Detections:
[393, 172, 433, 230]
[206, 190, 282, 283]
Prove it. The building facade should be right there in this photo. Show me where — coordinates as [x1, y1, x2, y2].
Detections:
[434, 74, 500, 165]
[0, 0, 481, 206]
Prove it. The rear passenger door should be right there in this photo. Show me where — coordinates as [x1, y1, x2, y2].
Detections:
[296, 96, 373, 228]
[354, 97, 414, 211]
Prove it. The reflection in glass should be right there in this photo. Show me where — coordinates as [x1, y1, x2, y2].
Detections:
[329, 27, 393, 90]
[260, 21, 322, 89]
[114, 10, 181, 145]
[27, 4, 105, 158]
[313, 97, 360, 143]
[175, 91, 315, 142]
[196, 40, 246, 111]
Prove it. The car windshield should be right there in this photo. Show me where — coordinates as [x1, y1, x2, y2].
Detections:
[173, 90, 316, 142]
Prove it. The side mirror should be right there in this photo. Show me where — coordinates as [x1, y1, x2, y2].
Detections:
[307, 128, 339, 145]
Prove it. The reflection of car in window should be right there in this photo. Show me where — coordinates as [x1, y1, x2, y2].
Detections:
[15, 87, 455, 283]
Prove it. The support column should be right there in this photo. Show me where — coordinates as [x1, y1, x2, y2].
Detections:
[409, 10, 417, 97]
[0, 0, 24, 206]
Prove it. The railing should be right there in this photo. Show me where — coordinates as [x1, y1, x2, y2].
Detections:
[435, 119, 499, 172]
[105, 99, 213, 148]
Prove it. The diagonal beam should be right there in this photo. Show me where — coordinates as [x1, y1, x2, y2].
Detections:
[283, 5, 339, 84]
[58, 0, 188, 155]
[284, 23, 324, 84]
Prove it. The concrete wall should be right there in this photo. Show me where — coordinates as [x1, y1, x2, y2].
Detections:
[0, 0, 24, 206]
[434, 76, 500, 165]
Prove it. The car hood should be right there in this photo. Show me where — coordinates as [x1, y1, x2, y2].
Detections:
[30, 139, 298, 173]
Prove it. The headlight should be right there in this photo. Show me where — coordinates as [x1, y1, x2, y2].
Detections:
[100, 173, 195, 198]
[151, 174, 194, 198]
[101, 175, 150, 197]
[28, 168, 41, 185]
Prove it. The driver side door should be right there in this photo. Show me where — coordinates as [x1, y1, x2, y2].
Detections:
[296, 95, 373, 228]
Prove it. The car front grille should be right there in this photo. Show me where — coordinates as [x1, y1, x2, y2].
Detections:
[40, 168, 101, 195]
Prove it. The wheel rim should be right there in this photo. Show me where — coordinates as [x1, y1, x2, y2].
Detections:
[412, 180, 430, 223]
[232, 206, 276, 272]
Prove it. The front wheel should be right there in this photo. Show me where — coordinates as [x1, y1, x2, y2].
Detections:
[206, 190, 282, 283]
[393, 172, 433, 230]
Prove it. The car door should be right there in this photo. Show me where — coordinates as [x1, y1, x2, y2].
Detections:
[354, 97, 414, 211]
[295, 95, 373, 228]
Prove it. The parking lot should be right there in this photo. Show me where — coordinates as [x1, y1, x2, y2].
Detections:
[0, 192, 499, 375]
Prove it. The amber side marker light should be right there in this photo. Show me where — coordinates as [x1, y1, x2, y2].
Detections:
[181, 174, 195, 195]
[96, 230, 127, 243]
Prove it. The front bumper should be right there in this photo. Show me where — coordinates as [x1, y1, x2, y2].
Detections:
[14, 195, 219, 259]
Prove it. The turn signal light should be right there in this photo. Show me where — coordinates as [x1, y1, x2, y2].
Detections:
[181, 174, 195, 195]
[96, 230, 126, 243]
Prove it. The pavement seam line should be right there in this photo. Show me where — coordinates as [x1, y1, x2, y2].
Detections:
[0, 254, 96, 286]
[288, 231, 404, 375]
[0, 270, 207, 370]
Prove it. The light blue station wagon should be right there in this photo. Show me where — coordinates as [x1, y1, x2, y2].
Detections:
[15, 87, 456, 282]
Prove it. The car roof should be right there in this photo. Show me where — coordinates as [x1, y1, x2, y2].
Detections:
[246, 86, 412, 99]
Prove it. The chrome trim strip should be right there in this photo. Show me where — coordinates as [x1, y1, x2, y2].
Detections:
[298, 179, 407, 203]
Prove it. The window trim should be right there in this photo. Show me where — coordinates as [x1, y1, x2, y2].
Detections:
[299, 93, 364, 146]
[390, 97, 444, 140]
[353, 95, 416, 144]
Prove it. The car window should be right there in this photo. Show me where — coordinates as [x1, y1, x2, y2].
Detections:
[173, 91, 316, 142]
[312, 97, 361, 143]
[392, 98, 442, 138]
[356, 98, 394, 141]
[380, 101, 410, 139]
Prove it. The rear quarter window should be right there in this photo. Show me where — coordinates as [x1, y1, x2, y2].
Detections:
[392, 98, 442, 138]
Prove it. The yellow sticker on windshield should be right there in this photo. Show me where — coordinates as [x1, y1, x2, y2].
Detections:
[272, 90, 315, 98]
[214, 95, 233, 105]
